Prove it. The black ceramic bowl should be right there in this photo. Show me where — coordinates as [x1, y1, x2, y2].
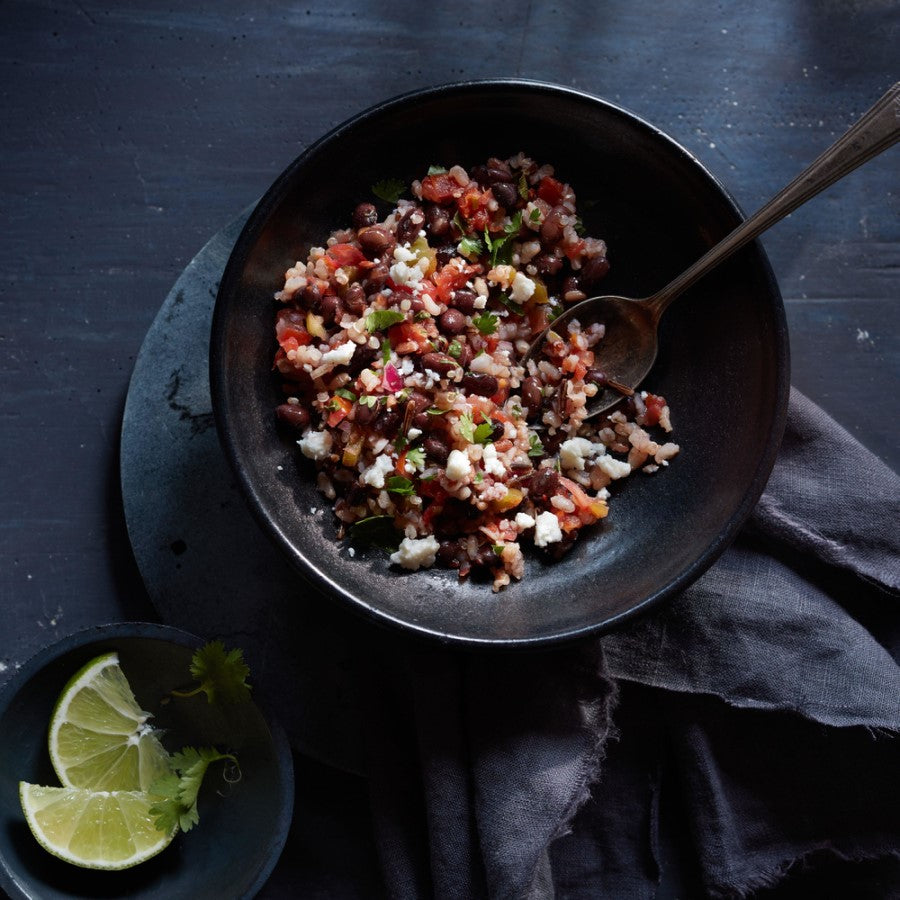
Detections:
[210, 79, 789, 647]
[0, 623, 293, 900]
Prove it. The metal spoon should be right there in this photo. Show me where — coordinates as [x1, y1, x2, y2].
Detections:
[524, 81, 900, 419]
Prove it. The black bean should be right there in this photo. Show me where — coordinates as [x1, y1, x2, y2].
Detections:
[364, 263, 390, 294]
[455, 342, 474, 368]
[450, 290, 477, 315]
[320, 294, 343, 324]
[562, 276, 586, 303]
[534, 253, 563, 276]
[522, 376, 542, 418]
[396, 207, 425, 244]
[343, 282, 366, 314]
[352, 203, 378, 229]
[461, 373, 498, 397]
[421, 352, 459, 377]
[347, 344, 377, 376]
[472, 547, 498, 570]
[485, 158, 513, 182]
[275, 403, 310, 429]
[302, 282, 323, 309]
[586, 368, 608, 387]
[425, 204, 451, 240]
[491, 181, 518, 209]
[540, 207, 565, 245]
[489, 421, 505, 442]
[407, 390, 431, 415]
[373, 408, 400, 438]
[436, 540, 462, 568]
[435, 246, 456, 267]
[359, 227, 395, 259]
[580, 255, 610, 286]
[353, 400, 377, 425]
[470, 164, 489, 185]
[424, 437, 450, 466]
[439, 308, 466, 335]
[529, 468, 560, 502]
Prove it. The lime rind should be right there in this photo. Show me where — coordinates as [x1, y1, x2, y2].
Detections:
[19, 782, 177, 870]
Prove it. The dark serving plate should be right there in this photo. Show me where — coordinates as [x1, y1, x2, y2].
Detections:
[0, 623, 293, 900]
[210, 79, 789, 647]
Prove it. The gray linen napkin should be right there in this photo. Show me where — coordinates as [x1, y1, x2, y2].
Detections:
[364, 389, 900, 899]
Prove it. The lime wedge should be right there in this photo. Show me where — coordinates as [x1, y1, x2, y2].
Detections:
[48, 652, 171, 792]
[19, 782, 176, 870]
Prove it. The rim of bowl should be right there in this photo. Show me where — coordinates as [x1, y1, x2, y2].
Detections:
[210, 78, 790, 648]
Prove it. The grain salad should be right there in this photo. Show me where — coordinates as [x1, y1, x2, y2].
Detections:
[272, 154, 679, 590]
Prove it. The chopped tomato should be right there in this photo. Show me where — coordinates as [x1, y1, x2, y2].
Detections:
[275, 309, 312, 351]
[325, 243, 365, 268]
[457, 185, 492, 231]
[643, 393, 667, 427]
[537, 176, 565, 206]
[432, 261, 478, 303]
[421, 173, 462, 204]
[388, 321, 431, 353]
[563, 239, 586, 262]
[326, 395, 353, 427]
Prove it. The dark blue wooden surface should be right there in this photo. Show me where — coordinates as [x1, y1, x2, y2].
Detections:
[1, 1, 897, 896]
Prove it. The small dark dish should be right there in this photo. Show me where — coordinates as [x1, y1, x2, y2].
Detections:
[0, 623, 293, 900]
[210, 79, 789, 647]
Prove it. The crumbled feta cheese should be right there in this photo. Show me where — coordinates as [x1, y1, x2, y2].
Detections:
[534, 511, 563, 547]
[445, 449, 472, 481]
[510, 271, 536, 303]
[407, 428, 423, 441]
[595, 455, 632, 480]
[393, 244, 418, 263]
[515, 512, 536, 530]
[481, 443, 506, 477]
[363, 454, 395, 489]
[390, 535, 440, 570]
[297, 429, 332, 461]
[559, 437, 604, 471]
[469, 352, 494, 374]
[320, 341, 356, 367]
[390, 259, 424, 287]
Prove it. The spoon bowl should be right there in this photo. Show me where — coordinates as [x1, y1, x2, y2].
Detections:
[526, 80, 899, 420]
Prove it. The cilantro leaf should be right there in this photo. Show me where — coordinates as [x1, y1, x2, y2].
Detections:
[366, 310, 406, 332]
[359, 394, 379, 408]
[458, 411, 475, 442]
[427, 164, 448, 175]
[498, 293, 524, 316]
[528, 432, 545, 457]
[335, 388, 357, 402]
[149, 747, 238, 834]
[406, 447, 426, 471]
[459, 410, 493, 444]
[529, 207, 542, 223]
[472, 312, 498, 335]
[426, 407, 449, 415]
[504, 210, 523, 235]
[381, 338, 391, 363]
[473, 471, 484, 484]
[170, 641, 251, 705]
[372, 178, 406, 204]
[492, 543, 505, 556]
[573, 216, 586, 236]
[457, 235, 484, 257]
[472, 421, 494, 444]
[348, 515, 399, 551]
[447, 340, 462, 359]
[385, 475, 415, 496]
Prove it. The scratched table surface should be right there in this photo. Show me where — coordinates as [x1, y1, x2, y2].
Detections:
[1, 1, 897, 897]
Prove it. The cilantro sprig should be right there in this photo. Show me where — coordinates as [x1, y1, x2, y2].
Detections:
[149, 748, 239, 834]
[472, 312, 498, 336]
[459, 410, 494, 445]
[372, 178, 406, 204]
[169, 641, 251, 705]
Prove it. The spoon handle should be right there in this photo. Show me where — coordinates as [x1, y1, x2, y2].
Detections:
[647, 81, 900, 316]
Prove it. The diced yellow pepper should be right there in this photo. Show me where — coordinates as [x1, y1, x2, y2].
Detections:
[306, 311, 327, 339]
[342, 437, 363, 468]
[589, 500, 609, 519]
[410, 237, 437, 277]
[531, 277, 549, 305]
[490, 487, 524, 513]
